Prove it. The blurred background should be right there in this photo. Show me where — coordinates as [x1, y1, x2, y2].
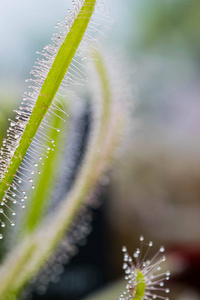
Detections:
[1, 0, 200, 299]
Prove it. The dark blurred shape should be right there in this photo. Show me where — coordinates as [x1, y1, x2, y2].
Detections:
[31, 204, 109, 300]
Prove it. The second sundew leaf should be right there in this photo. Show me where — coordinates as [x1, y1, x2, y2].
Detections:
[22, 104, 68, 234]
[0, 0, 96, 237]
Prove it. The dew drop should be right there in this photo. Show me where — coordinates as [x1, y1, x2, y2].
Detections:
[165, 288, 170, 293]
[29, 178, 33, 183]
[122, 246, 127, 252]
[160, 246, 165, 252]
[32, 185, 35, 189]
[1, 222, 5, 228]
[140, 235, 144, 242]
[160, 282, 164, 287]
[0, 234, 3, 239]
[123, 263, 127, 269]
[10, 222, 15, 227]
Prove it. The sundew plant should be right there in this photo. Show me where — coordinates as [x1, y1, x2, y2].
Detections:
[0, 0, 129, 299]
[120, 237, 170, 300]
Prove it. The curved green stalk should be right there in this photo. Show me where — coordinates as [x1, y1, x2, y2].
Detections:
[0, 51, 125, 300]
[0, 0, 96, 203]
[22, 107, 68, 234]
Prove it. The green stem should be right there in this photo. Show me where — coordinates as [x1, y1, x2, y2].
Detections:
[0, 0, 96, 203]
[134, 270, 146, 300]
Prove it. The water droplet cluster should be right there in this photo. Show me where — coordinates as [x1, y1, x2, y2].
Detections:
[119, 237, 170, 300]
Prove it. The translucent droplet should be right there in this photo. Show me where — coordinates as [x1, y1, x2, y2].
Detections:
[0, 234, 3, 239]
[122, 246, 127, 252]
[32, 185, 35, 189]
[1, 222, 5, 227]
[10, 222, 15, 227]
[165, 288, 170, 293]
[123, 263, 127, 269]
[140, 235, 144, 242]
[160, 282, 164, 287]
[29, 178, 33, 183]
[149, 241, 153, 247]
[160, 246, 165, 252]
